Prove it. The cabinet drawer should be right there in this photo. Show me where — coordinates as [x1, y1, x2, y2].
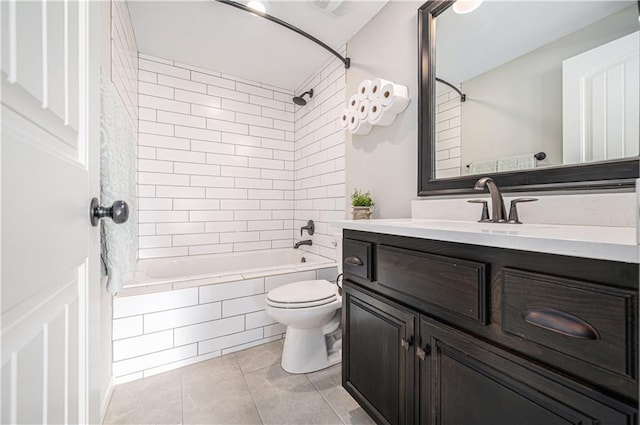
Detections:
[343, 239, 372, 280]
[502, 269, 637, 380]
[377, 245, 488, 324]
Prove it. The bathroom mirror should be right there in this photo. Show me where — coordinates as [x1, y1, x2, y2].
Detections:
[418, 0, 639, 196]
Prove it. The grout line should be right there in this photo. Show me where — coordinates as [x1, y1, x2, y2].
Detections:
[307, 367, 348, 425]
[239, 359, 266, 425]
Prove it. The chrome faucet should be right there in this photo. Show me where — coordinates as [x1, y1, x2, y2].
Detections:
[473, 177, 506, 223]
[294, 240, 312, 249]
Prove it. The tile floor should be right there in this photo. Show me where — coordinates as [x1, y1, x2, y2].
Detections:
[103, 339, 374, 424]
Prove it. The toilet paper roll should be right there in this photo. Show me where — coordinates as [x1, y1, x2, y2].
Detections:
[347, 110, 372, 135]
[348, 94, 359, 110]
[339, 109, 349, 129]
[357, 99, 370, 120]
[357, 79, 372, 100]
[379, 82, 410, 114]
[369, 78, 393, 100]
[347, 110, 359, 132]
[367, 99, 397, 127]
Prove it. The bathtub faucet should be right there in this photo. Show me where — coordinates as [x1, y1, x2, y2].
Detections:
[294, 240, 312, 249]
[300, 219, 315, 236]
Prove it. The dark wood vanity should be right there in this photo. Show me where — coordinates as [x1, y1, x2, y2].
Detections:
[341, 229, 638, 424]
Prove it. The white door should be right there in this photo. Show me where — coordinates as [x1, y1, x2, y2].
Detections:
[1, 1, 102, 424]
[562, 31, 640, 164]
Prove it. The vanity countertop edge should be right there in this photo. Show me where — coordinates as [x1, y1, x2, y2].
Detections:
[332, 219, 639, 264]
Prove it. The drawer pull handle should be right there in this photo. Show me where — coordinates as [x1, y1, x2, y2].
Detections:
[523, 308, 600, 340]
[344, 256, 363, 266]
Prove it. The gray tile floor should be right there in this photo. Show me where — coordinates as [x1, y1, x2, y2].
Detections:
[104, 340, 374, 425]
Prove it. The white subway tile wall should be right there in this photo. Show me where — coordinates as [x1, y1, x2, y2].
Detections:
[435, 87, 462, 178]
[111, 0, 138, 124]
[137, 54, 296, 259]
[119, 52, 347, 380]
[293, 47, 347, 260]
[111, 267, 337, 380]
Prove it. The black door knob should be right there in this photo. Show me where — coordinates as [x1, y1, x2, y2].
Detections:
[90, 198, 129, 227]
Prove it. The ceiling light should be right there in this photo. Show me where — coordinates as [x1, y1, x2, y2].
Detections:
[247, 0, 266, 13]
[452, 0, 483, 14]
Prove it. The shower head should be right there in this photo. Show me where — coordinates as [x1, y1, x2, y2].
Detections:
[293, 89, 314, 106]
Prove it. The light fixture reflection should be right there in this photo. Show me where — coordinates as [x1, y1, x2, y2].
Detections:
[247, 0, 266, 13]
[452, 0, 483, 14]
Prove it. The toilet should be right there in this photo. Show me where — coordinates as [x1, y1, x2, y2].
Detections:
[265, 234, 343, 374]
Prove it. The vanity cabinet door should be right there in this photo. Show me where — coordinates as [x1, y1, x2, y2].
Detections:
[418, 316, 636, 425]
[342, 281, 416, 425]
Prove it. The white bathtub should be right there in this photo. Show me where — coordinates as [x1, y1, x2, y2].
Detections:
[114, 249, 339, 382]
[126, 248, 335, 289]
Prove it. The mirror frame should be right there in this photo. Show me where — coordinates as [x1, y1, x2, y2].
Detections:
[417, 0, 639, 196]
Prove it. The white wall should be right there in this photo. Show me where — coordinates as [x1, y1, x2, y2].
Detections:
[136, 54, 296, 259]
[294, 49, 347, 260]
[111, 0, 139, 125]
[345, 2, 423, 219]
[105, 43, 348, 383]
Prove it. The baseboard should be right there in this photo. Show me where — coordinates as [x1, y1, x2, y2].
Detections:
[100, 377, 114, 423]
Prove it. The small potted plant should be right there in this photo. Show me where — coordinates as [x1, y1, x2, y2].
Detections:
[351, 189, 375, 220]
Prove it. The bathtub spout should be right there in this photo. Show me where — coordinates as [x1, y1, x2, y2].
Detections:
[294, 240, 312, 249]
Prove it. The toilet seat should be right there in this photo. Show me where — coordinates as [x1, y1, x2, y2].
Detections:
[266, 279, 338, 309]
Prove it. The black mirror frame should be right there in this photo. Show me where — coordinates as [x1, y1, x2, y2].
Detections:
[417, 0, 639, 196]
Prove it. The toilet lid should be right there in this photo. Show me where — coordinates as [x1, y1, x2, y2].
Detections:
[267, 280, 337, 306]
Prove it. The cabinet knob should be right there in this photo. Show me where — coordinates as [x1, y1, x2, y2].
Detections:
[401, 337, 413, 351]
[416, 345, 431, 361]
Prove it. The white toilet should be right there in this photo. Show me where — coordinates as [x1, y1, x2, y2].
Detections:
[265, 235, 343, 374]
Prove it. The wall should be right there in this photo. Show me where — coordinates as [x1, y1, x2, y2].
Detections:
[109, 47, 346, 383]
[412, 191, 637, 228]
[345, 2, 423, 219]
[294, 48, 347, 260]
[111, 0, 138, 124]
[136, 54, 296, 259]
[459, 5, 637, 169]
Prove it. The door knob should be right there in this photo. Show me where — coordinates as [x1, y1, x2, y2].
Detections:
[90, 198, 129, 227]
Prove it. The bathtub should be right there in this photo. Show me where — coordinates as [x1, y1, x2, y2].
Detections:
[126, 248, 335, 288]
[114, 249, 339, 382]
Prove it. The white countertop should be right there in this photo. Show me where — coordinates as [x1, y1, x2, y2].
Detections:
[333, 219, 640, 264]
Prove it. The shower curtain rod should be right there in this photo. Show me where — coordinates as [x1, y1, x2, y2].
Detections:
[215, 0, 351, 69]
[436, 77, 466, 102]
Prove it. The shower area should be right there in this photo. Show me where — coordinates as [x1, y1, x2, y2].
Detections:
[103, 0, 354, 383]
